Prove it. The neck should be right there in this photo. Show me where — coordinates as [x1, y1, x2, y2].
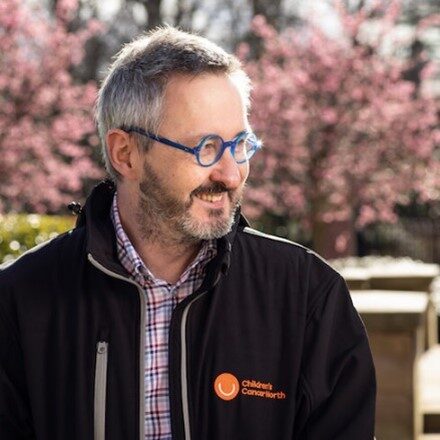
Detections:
[134, 239, 202, 285]
[116, 189, 202, 284]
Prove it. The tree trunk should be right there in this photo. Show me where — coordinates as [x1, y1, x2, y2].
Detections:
[137, 0, 162, 29]
[312, 218, 357, 260]
[251, 0, 282, 29]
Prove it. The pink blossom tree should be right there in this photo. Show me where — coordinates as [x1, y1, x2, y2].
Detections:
[0, 0, 103, 213]
[242, 3, 440, 257]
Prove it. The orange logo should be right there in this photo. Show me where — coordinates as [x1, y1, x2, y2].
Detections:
[214, 373, 240, 401]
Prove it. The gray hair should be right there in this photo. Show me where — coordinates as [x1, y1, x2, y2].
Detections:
[95, 26, 252, 180]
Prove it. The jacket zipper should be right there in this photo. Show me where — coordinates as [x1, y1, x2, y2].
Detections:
[94, 341, 108, 440]
[180, 272, 223, 440]
[180, 294, 206, 440]
[88, 254, 146, 440]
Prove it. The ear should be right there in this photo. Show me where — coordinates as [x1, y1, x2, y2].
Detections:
[106, 129, 142, 180]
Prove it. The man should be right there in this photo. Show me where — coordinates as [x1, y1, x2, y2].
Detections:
[0, 27, 375, 439]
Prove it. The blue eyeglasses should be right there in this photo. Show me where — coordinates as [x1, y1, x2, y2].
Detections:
[122, 126, 262, 167]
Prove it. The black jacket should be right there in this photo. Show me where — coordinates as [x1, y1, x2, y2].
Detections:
[0, 181, 376, 439]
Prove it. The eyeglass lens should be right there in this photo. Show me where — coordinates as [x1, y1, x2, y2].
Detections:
[198, 134, 255, 166]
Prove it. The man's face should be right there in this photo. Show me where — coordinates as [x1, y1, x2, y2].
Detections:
[137, 73, 250, 244]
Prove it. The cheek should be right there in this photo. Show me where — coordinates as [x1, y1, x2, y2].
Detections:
[172, 165, 208, 195]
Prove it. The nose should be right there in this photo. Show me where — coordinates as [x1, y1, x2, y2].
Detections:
[209, 148, 246, 189]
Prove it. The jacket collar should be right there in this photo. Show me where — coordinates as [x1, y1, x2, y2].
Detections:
[76, 180, 248, 279]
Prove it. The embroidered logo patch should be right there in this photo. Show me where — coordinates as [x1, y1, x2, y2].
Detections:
[214, 373, 286, 401]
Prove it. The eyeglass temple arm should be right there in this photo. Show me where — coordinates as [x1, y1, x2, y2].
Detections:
[124, 126, 196, 155]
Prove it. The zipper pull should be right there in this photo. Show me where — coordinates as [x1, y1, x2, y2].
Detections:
[97, 341, 108, 355]
[95, 341, 109, 440]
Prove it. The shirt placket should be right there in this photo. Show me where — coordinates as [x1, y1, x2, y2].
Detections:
[110, 193, 216, 440]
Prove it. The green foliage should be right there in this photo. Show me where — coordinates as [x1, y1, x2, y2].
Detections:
[0, 213, 76, 263]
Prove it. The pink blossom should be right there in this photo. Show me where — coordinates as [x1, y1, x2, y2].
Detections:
[0, 0, 104, 213]
[320, 108, 338, 125]
[243, 6, 440, 253]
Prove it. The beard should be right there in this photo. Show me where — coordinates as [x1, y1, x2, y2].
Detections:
[137, 160, 243, 245]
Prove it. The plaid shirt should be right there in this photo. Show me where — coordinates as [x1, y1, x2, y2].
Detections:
[110, 195, 216, 439]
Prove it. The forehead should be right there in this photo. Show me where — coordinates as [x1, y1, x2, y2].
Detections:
[159, 73, 248, 139]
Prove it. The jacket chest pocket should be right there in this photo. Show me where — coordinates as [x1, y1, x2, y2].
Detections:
[94, 341, 109, 440]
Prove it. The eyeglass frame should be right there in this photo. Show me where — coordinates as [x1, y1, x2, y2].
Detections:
[121, 125, 262, 167]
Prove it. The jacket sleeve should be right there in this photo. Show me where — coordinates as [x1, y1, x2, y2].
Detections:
[0, 294, 35, 439]
[294, 274, 376, 439]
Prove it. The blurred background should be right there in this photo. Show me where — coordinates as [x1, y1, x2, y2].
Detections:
[0, 0, 439, 438]
[0, 0, 439, 262]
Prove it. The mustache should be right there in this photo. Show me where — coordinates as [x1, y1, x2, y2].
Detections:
[191, 182, 231, 198]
